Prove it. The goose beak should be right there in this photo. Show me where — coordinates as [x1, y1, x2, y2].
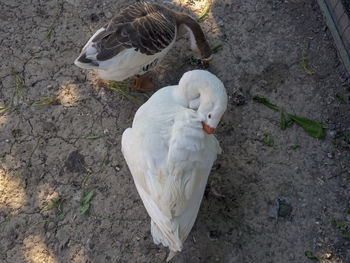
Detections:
[201, 121, 215, 134]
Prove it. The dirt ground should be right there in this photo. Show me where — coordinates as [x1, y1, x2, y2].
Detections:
[1, 0, 350, 262]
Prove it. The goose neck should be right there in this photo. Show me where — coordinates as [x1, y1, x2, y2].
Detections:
[175, 13, 211, 59]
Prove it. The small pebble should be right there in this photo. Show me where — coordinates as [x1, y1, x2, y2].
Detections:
[327, 130, 336, 137]
[268, 196, 292, 219]
[5, 139, 10, 143]
[90, 13, 99, 22]
[105, 11, 113, 19]
[327, 152, 333, 158]
[86, 237, 94, 251]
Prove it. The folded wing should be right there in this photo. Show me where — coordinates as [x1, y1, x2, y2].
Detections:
[121, 109, 221, 253]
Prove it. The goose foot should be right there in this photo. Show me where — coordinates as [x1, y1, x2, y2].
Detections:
[132, 75, 155, 91]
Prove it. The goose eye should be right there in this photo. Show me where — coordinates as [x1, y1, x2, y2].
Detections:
[208, 114, 212, 119]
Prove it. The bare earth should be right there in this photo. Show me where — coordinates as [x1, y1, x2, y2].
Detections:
[1, 0, 350, 262]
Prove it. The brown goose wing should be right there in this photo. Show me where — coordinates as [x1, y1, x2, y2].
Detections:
[92, 2, 176, 61]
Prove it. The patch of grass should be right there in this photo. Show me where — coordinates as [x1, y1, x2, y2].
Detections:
[11, 73, 25, 106]
[262, 133, 274, 147]
[226, 123, 234, 132]
[46, 28, 53, 38]
[281, 111, 286, 130]
[183, 56, 201, 67]
[337, 221, 348, 231]
[181, 44, 222, 67]
[291, 144, 299, 150]
[84, 135, 102, 140]
[336, 220, 350, 241]
[253, 96, 279, 110]
[32, 55, 42, 59]
[78, 150, 110, 214]
[41, 196, 64, 213]
[0, 215, 12, 233]
[286, 119, 294, 127]
[79, 189, 95, 214]
[197, 5, 210, 22]
[45, 0, 63, 39]
[28, 136, 41, 163]
[107, 82, 143, 106]
[253, 95, 325, 138]
[1, 73, 26, 115]
[81, 149, 109, 188]
[298, 39, 315, 75]
[211, 43, 223, 54]
[288, 114, 324, 138]
[335, 94, 346, 104]
[31, 96, 60, 107]
[345, 208, 350, 214]
[0, 106, 10, 115]
[305, 250, 319, 260]
[0, 72, 37, 114]
[81, 164, 93, 188]
[343, 232, 350, 241]
[120, 239, 132, 254]
[336, 133, 346, 140]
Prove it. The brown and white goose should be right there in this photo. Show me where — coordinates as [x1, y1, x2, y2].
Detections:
[74, 1, 212, 90]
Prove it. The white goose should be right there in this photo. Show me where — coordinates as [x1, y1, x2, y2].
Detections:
[121, 70, 227, 261]
[74, 1, 212, 90]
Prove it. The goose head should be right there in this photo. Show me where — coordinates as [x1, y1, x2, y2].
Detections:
[175, 13, 212, 66]
[176, 70, 228, 134]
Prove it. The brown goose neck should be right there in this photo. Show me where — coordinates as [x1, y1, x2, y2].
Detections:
[174, 12, 211, 59]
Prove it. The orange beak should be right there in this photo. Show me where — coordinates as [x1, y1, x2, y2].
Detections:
[201, 121, 215, 134]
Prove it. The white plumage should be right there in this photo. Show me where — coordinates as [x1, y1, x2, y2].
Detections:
[121, 70, 227, 261]
[75, 26, 176, 81]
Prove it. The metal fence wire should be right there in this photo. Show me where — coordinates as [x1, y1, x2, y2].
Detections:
[319, 0, 350, 73]
[328, 0, 350, 49]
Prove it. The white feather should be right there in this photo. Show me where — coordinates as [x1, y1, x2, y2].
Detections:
[183, 24, 200, 56]
[74, 27, 177, 81]
[121, 70, 227, 259]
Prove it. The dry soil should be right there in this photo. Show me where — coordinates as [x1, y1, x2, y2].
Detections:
[1, 0, 350, 262]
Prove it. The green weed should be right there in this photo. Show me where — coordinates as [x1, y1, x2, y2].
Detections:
[298, 39, 315, 75]
[197, 5, 210, 22]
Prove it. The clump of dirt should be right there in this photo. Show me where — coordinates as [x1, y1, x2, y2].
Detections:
[64, 151, 86, 173]
[239, 62, 289, 94]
